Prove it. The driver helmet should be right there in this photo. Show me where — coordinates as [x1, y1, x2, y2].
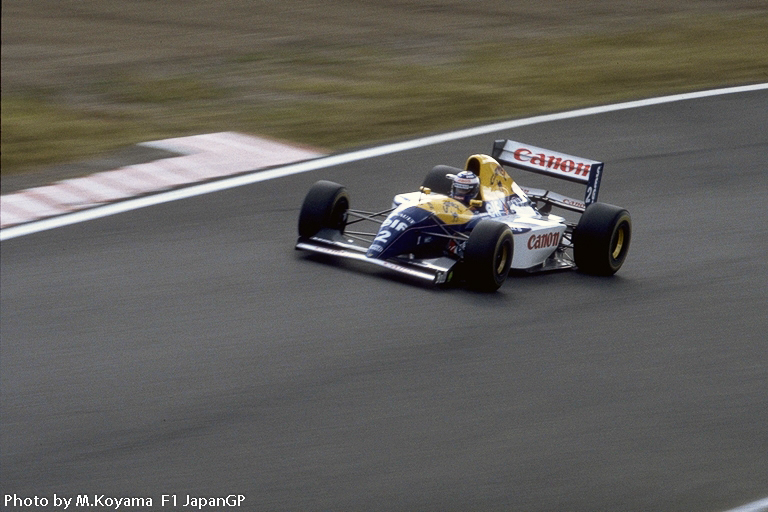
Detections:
[448, 170, 480, 204]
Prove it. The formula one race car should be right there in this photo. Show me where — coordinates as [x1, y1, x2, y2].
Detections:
[295, 139, 631, 291]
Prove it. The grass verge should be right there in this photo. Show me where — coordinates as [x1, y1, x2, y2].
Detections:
[2, 13, 767, 176]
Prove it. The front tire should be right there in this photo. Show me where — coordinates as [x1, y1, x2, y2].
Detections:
[298, 180, 350, 238]
[573, 202, 631, 275]
[463, 220, 514, 292]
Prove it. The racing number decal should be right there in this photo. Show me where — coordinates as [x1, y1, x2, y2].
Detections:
[373, 218, 408, 244]
[585, 163, 603, 205]
[373, 230, 391, 245]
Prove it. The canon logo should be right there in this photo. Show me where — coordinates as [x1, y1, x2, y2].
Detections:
[527, 232, 560, 250]
[513, 148, 591, 177]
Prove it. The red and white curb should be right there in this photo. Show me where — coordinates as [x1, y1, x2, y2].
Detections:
[0, 132, 324, 229]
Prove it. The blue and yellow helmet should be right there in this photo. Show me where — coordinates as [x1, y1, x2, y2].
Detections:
[447, 170, 480, 203]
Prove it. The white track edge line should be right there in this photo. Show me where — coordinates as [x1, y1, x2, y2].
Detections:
[2, 82, 767, 241]
[722, 497, 768, 512]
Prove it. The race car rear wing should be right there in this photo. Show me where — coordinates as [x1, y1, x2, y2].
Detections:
[492, 139, 604, 206]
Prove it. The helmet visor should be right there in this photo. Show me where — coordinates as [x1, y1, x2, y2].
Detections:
[452, 178, 478, 201]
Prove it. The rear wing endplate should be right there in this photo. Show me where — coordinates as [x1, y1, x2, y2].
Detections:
[492, 139, 603, 205]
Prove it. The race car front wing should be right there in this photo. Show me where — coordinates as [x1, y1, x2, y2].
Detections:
[296, 228, 457, 284]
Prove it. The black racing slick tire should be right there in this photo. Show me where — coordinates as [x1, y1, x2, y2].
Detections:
[422, 165, 460, 196]
[298, 180, 350, 238]
[573, 202, 631, 276]
[463, 220, 514, 292]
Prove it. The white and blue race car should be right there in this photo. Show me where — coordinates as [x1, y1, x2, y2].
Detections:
[296, 139, 631, 291]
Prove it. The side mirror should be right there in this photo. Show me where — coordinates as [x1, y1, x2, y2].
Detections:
[420, 186, 432, 194]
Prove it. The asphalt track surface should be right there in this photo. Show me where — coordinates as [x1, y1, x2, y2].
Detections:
[2, 90, 767, 511]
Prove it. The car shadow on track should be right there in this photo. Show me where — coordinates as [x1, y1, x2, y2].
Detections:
[296, 250, 635, 298]
[295, 251, 448, 292]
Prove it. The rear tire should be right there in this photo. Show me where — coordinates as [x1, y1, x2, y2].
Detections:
[573, 203, 631, 275]
[463, 220, 514, 292]
[422, 165, 460, 196]
[298, 180, 350, 238]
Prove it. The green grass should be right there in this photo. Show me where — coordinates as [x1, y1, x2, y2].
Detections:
[2, 96, 143, 172]
[2, 13, 767, 175]
[97, 74, 229, 104]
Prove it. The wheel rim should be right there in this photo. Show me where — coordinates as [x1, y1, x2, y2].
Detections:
[611, 225, 626, 260]
[495, 241, 510, 275]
